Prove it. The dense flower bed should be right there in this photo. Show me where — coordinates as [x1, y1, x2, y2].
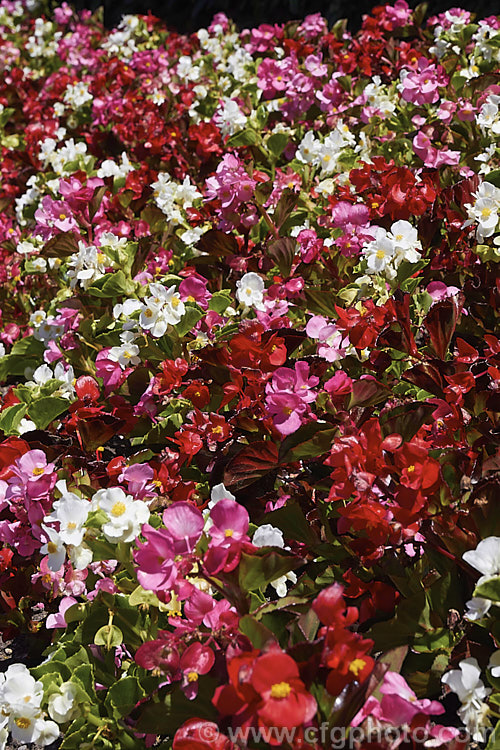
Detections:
[0, 0, 499, 747]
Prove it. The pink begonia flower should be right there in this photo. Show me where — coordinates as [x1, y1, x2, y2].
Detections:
[119, 463, 155, 498]
[316, 75, 344, 112]
[0, 520, 39, 557]
[331, 201, 370, 228]
[306, 316, 349, 362]
[385, 0, 412, 26]
[178, 277, 210, 309]
[162, 502, 204, 554]
[208, 499, 249, 546]
[34, 196, 79, 240]
[9, 449, 56, 499]
[244, 24, 283, 55]
[95, 350, 131, 394]
[267, 361, 319, 402]
[134, 525, 177, 592]
[265, 392, 309, 435]
[427, 281, 461, 301]
[352, 671, 446, 728]
[46, 596, 78, 629]
[180, 643, 215, 700]
[297, 12, 328, 39]
[205, 154, 256, 213]
[134, 376, 158, 420]
[379, 672, 445, 723]
[413, 132, 461, 169]
[399, 58, 447, 105]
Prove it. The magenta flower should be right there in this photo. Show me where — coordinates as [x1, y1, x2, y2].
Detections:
[46, 596, 78, 630]
[162, 501, 204, 554]
[134, 525, 177, 592]
[265, 392, 309, 435]
[180, 642, 215, 699]
[119, 463, 155, 498]
[205, 154, 256, 215]
[208, 499, 249, 546]
[34, 196, 78, 240]
[399, 59, 447, 105]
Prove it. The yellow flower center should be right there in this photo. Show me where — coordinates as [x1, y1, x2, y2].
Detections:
[59, 213, 66, 220]
[376, 249, 385, 259]
[481, 207, 492, 219]
[47, 542, 58, 554]
[171, 297, 180, 308]
[407, 465, 415, 473]
[224, 529, 234, 537]
[67, 522, 77, 530]
[144, 308, 153, 318]
[111, 501, 126, 517]
[15, 717, 31, 729]
[349, 658, 366, 676]
[32, 467, 45, 476]
[270, 681, 291, 699]
[187, 671, 199, 682]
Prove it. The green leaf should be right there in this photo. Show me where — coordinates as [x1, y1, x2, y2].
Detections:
[0, 403, 27, 435]
[94, 624, 123, 650]
[475, 577, 500, 602]
[279, 422, 338, 463]
[208, 291, 233, 314]
[87, 271, 136, 299]
[485, 170, 500, 189]
[104, 676, 145, 718]
[175, 305, 204, 337]
[226, 128, 259, 147]
[263, 501, 320, 546]
[267, 132, 289, 158]
[238, 549, 302, 592]
[29, 396, 69, 430]
[239, 614, 279, 648]
[10, 335, 45, 358]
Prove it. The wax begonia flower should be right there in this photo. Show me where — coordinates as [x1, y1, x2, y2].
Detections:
[92, 487, 150, 544]
[442, 658, 492, 742]
[235, 272, 265, 309]
[208, 499, 249, 546]
[462, 536, 500, 583]
[162, 501, 204, 554]
[250, 650, 317, 728]
[133, 525, 177, 592]
[180, 643, 215, 699]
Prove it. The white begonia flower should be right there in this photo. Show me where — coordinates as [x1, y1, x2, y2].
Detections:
[363, 228, 396, 277]
[45, 494, 89, 547]
[214, 98, 247, 137]
[63, 81, 92, 109]
[48, 682, 80, 723]
[34, 718, 60, 747]
[209, 483, 236, 510]
[462, 536, 500, 584]
[442, 657, 491, 743]
[92, 487, 149, 544]
[270, 572, 297, 598]
[253, 524, 285, 549]
[387, 219, 422, 264]
[488, 649, 500, 678]
[236, 272, 265, 308]
[1, 664, 43, 710]
[69, 543, 93, 570]
[96, 152, 133, 180]
[40, 526, 66, 571]
[296, 131, 320, 165]
[464, 597, 492, 621]
[113, 298, 142, 321]
[139, 284, 186, 337]
[441, 658, 489, 702]
[53, 362, 76, 400]
[18, 418, 36, 435]
[67, 242, 107, 290]
[107, 343, 141, 369]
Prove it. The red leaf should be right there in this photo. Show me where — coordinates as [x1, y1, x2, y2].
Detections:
[223, 442, 279, 490]
[423, 295, 464, 359]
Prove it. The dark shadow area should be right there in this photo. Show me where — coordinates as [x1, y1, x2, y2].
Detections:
[69, 0, 500, 32]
